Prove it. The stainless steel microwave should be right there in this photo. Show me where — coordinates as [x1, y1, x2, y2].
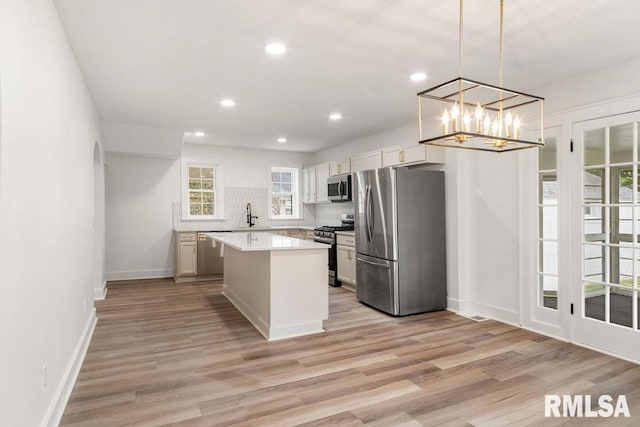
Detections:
[327, 174, 352, 202]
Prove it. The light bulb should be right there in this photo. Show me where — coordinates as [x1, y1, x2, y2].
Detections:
[504, 111, 513, 126]
[513, 115, 521, 139]
[451, 102, 460, 119]
[442, 108, 450, 135]
[475, 103, 483, 120]
[442, 108, 450, 123]
[492, 118, 499, 136]
[463, 110, 471, 132]
[483, 113, 491, 133]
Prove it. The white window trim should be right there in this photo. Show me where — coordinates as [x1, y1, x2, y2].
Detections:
[181, 158, 225, 220]
[268, 165, 302, 220]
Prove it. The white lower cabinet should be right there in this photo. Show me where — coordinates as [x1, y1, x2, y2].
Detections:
[336, 233, 356, 291]
[175, 232, 197, 280]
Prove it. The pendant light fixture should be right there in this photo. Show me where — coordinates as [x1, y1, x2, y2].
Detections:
[417, 0, 544, 152]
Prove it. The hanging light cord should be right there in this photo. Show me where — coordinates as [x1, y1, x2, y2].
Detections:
[499, 0, 504, 88]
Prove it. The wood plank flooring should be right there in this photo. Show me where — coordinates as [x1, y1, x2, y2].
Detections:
[60, 278, 640, 426]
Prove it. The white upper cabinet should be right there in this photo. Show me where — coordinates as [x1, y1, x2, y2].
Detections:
[302, 167, 316, 203]
[302, 162, 330, 203]
[351, 150, 382, 173]
[382, 142, 445, 167]
[329, 159, 351, 176]
[315, 162, 330, 202]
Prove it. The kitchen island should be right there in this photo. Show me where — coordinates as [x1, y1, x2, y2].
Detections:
[203, 232, 330, 341]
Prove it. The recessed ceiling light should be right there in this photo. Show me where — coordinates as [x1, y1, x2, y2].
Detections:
[220, 99, 236, 107]
[329, 113, 342, 121]
[409, 72, 427, 82]
[264, 42, 287, 55]
[277, 137, 287, 143]
[194, 131, 205, 137]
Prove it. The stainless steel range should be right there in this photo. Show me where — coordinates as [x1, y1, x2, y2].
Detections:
[314, 214, 354, 287]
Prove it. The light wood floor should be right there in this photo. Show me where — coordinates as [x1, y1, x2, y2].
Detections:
[60, 278, 640, 426]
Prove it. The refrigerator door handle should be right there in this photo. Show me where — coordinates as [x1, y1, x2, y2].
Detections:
[356, 255, 390, 268]
[367, 185, 374, 241]
[364, 185, 372, 241]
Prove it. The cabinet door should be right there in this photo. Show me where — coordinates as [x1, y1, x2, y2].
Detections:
[315, 162, 330, 202]
[402, 143, 427, 164]
[178, 241, 197, 276]
[330, 159, 351, 176]
[302, 167, 316, 203]
[352, 151, 382, 172]
[337, 245, 351, 282]
[382, 146, 402, 167]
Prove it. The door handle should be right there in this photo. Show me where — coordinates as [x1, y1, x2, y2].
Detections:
[356, 255, 390, 268]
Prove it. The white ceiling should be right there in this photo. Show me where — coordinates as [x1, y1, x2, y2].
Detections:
[53, 0, 640, 152]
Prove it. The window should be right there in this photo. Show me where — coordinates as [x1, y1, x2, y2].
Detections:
[182, 161, 224, 220]
[188, 166, 215, 216]
[538, 136, 558, 310]
[270, 167, 300, 219]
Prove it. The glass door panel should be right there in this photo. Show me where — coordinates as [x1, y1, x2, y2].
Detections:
[538, 137, 558, 310]
[573, 114, 640, 361]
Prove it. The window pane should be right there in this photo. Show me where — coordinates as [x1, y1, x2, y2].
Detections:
[190, 204, 202, 216]
[272, 172, 281, 182]
[584, 283, 606, 321]
[584, 128, 605, 166]
[272, 183, 281, 193]
[281, 172, 292, 183]
[281, 183, 291, 192]
[189, 167, 201, 179]
[616, 169, 633, 203]
[540, 241, 558, 275]
[203, 204, 214, 215]
[611, 245, 633, 286]
[584, 244, 605, 283]
[584, 169, 604, 204]
[610, 123, 633, 164]
[610, 287, 633, 328]
[539, 174, 557, 204]
[618, 206, 633, 234]
[202, 193, 213, 204]
[538, 136, 557, 170]
[189, 191, 202, 203]
[540, 275, 558, 309]
[539, 206, 558, 239]
[584, 206, 604, 237]
[189, 179, 201, 189]
[201, 167, 213, 179]
[201, 179, 213, 190]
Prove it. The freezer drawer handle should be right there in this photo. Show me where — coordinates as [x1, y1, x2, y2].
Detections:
[356, 255, 390, 268]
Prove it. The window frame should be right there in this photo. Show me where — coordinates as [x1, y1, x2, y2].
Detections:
[181, 159, 225, 220]
[268, 165, 302, 220]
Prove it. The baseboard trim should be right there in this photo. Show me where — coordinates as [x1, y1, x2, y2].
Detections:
[93, 280, 107, 300]
[106, 268, 173, 281]
[222, 286, 270, 340]
[41, 308, 97, 427]
[456, 300, 520, 327]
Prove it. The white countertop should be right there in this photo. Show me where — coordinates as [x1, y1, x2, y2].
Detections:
[174, 225, 316, 232]
[203, 232, 330, 252]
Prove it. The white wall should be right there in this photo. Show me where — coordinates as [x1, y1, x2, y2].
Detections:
[0, 1, 104, 426]
[105, 154, 180, 280]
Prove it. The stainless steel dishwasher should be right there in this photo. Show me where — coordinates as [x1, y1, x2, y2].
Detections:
[197, 232, 226, 277]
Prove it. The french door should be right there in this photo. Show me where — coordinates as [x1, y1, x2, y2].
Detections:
[571, 112, 640, 360]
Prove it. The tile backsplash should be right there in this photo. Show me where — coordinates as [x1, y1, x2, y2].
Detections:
[315, 202, 354, 226]
[173, 187, 317, 231]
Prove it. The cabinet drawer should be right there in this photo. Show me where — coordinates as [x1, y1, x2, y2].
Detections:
[179, 232, 197, 242]
[337, 234, 355, 247]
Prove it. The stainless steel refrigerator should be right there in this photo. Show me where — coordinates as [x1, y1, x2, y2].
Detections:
[354, 167, 446, 316]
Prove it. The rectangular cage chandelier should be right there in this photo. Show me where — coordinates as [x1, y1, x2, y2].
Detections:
[417, 0, 545, 153]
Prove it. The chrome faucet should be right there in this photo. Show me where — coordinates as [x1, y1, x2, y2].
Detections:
[246, 203, 258, 227]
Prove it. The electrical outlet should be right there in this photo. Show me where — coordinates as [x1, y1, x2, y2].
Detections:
[41, 364, 47, 389]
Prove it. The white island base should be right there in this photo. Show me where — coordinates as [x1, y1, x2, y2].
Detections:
[211, 233, 329, 341]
